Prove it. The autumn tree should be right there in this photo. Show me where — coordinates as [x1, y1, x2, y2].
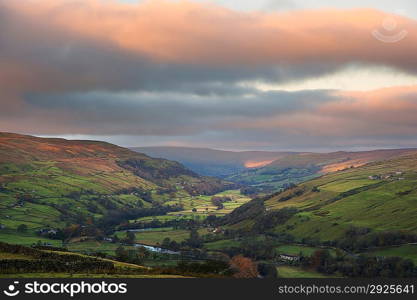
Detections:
[229, 255, 259, 278]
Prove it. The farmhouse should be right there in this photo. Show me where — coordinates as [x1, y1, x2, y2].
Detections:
[279, 254, 299, 262]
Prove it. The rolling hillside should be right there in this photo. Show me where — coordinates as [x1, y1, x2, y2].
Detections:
[223, 153, 417, 242]
[0, 133, 233, 235]
[131, 146, 292, 177]
[226, 149, 417, 192]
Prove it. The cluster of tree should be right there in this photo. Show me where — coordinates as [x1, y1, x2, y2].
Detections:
[219, 197, 265, 226]
[159, 229, 206, 252]
[334, 228, 417, 252]
[15, 193, 42, 205]
[95, 197, 118, 210]
[0, 184, 7, 192]
[60, 224, 104, 242]
[117, 158, 196, 183]
[176, 255, 260, 278]
[97, 204, 183, 229]
[17, 224, 28, 233]
[66, 189, 96, 200]
[278, 188, 305, 202]
[121, 231, 136, 244]
[118, 217, 210, 232]
[183, 178, 237, 196]
[224, 239, 277, 261]
[211, 196, 232, 209]
[114, 246, 151, 264]
[176, 260, 232, 276]
[257, 262, 278, 278]
[302, 250, 417, 278]
[32, 244, 68, 252]
[252, 207, 298, 233]
[116, 187, 154, 203]
[311, 186, 320, 192]
[36, 228, 65, 240]
[229, 255, 259, 278]
[161, 237, 181, 251]
[185, 229, 204, 248]
[52, 203, 91, 225]
[240, 186, 261, 196]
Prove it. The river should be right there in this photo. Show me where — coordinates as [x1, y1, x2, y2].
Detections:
[133, 243, 180, 255]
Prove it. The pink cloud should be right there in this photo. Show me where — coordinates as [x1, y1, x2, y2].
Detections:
[4, 0, 417, 69]
[229, 85, 417, 137]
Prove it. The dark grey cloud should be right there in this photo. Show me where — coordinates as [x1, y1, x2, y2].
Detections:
[23, 89, 334, 135]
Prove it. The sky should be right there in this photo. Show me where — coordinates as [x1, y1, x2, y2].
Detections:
[1, 0, 417, 151]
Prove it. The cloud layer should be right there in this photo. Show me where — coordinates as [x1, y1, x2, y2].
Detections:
[1, 0, 417, 150]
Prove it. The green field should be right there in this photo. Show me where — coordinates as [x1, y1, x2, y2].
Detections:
[362, 245, 417, 264]
[278, 266, 337, 278]
[204, 239, 240, 250]
[66, 240, 136, 255]
[0, 231, 62, 247]
[115, 227, 210, 246]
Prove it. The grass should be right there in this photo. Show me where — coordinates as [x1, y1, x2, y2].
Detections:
[204, 239, 240, 250]
[66, 240, 136, 255]
[116, 228, 210, 246]
[277, 266, 336, 278]
[362, 245, 417, 264]
[0, 231, 62, 246]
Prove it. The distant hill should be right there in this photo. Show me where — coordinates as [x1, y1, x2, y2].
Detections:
[222, 152, 417, 241]
[225, 149, 417, 192]
[0, 133, 233, 232]
[131, 146, 292, 177]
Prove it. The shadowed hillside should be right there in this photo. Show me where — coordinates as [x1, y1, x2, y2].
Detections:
[0, 133, 234, 233]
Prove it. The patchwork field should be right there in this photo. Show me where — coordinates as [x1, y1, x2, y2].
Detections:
[165, 190, 252, 217]
[257, 154, 417, 241]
